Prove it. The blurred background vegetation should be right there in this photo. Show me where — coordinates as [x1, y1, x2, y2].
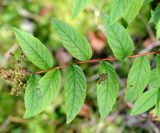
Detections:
[0, 0, 160, 133]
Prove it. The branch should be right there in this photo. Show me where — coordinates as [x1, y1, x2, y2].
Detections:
[35, 50, 160, 74]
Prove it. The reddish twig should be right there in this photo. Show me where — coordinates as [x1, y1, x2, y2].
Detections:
[35, 50, 160, 74]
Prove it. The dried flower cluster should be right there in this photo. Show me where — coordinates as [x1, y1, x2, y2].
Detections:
[0, 52, 31, 95]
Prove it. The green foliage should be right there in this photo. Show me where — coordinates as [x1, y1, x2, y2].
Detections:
[24, 70, 61, 118]
[149, 69, 160, 89]
[156, 20, 160, 39]
[150, 3, 160, 25]
[123, 0, 144, 24]
[64, 65, 86, 123]
[72, 0, 91, 18]
[153, 54, 160, 118]
[24, 75, 41, 118]
[144, 0, 153, 4]
[156, 54, 160, 74]
[150, 3, 160, 39]
[149, 54, 160, 89]
[53, 19, 92, 61]
[110, 0, 131, 23]
[2, 0, 160, 128]
[103, 14, 134, 60]
[125, 57, 151, 102]
[155, 89, 160, 118]
[97, 61, 119, 118]
[38, 70, 61, 110]
[14, 28, 55, 69]
[131, 88, 158, 115]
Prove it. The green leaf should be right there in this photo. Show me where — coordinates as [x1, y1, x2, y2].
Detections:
[97, 61, 119, 118]
[110, 0, 132, 23]
[156, 54, 160, 74]
[149, 54, 160, 89]
[103, 14, 134, 60]
[150, 3, 160, 25]
[148, 54, 160, 117]
[24, 75, 41, 118]
[38, 70, 61, 108]
[64, 65, 86, 123]
[72, 0, 91, 18]
[125, 56, 151, 102]
[148, 69, 160, 89]
[24, 70, 61, 118]
[14, 28, 54, 70]
[131, 88, 158, 115]
[155, 88, 160, 118]
[53, 19, 92, 61]
[149, 4, 160, 39]
[144, 0, 153, 4]
[156, 20, 160, 39]
[123, 0, 144, 24]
